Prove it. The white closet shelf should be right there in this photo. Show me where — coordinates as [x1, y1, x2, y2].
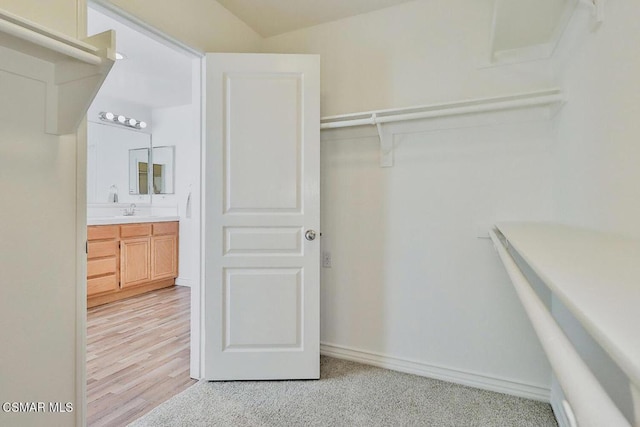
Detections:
[0, 8, 115, 135]
[320, 89, 564, 167]
[493, 222, 640, 426]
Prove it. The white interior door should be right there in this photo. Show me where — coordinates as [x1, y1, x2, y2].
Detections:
[204, 54, 320, 380]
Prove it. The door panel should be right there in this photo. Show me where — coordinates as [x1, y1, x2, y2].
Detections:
[223, 227, 303, 256]
[224, 73, 302, 213]
[224, 268, 301, 349]
[205, 53, 320, 380]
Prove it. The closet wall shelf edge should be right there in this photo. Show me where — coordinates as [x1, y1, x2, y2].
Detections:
[320, 88, 564, 167]
[0, 8, 115, 135]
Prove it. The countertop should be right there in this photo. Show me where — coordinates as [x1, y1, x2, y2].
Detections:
[496, 222, 640, 389]
[87, 215, 180, 225]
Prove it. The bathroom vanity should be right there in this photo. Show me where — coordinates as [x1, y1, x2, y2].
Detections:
[87, 217, 179, 307]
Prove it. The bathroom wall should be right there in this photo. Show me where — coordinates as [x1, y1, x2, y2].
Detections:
[0, 1, 84, 426]
[152, 94, 201, 288]
[263, 0, 556, 395]
[553, 0, 640, 237]
[87, 98, 153, 206]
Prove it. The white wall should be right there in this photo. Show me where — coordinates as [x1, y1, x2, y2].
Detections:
[320, 110, 554, 396]
[263, 0, 557, 395]
[0, 2, 83, 426]
[151, 97, 201, 288]
[263, 0, 555, 117]
[87, 97, 154, 207]
[553, 0, 640, 237]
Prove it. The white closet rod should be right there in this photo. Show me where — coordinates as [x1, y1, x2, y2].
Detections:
[0, 11, 102, 65]
[489, 230, 629, 427]
[320, 89, 563, 129]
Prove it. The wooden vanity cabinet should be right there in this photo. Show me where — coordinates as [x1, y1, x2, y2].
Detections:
[87, 225, 119, 296]
[87, 221, 178, 307]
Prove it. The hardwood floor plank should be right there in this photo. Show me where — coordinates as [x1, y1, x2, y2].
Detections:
[87, 286, 196, 426]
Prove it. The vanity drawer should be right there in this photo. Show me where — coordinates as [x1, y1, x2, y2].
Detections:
[153, 221, 178, 236]
[120, 223, 152, 238]
[88, 225, 118, 241]
[88, 274, 118, 295]
[87, 257, 117, 278]
[88, 241, 118, 259]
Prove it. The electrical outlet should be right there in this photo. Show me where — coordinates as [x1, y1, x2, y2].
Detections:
[322, 251, 332, 268]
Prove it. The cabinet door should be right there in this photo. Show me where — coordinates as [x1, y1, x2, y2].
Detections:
[120, 237, 151, 288]
[151, 234, 178, 280]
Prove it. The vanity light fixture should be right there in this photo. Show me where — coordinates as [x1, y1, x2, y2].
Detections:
[99, 111, 148, 130]
[99, 111, 114, 121]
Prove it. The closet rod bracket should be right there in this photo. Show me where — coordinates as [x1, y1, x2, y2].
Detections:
[373, 113, 394, 167]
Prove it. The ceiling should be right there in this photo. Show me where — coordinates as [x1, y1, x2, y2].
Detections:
[215, 0, 417, 37]
[88, 8, 193, 109]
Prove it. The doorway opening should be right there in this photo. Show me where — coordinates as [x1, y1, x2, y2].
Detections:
[84, 2, 202, 424]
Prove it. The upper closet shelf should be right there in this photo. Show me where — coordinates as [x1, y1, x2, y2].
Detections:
[496, 223, 640, 391]
[320, 89, 564, 167]
[0, 8, 115, 135]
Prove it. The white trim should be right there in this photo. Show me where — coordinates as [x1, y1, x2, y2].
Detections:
[76, 2, 88, 425]
[320, 342, 551, 402]
[194, 56, 207, 380]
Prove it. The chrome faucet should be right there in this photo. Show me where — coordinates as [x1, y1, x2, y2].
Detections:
[123, 203, 136, 216]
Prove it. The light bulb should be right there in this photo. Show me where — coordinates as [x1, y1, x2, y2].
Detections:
[127, 118, 137, 127]
[117, 115, 126, 124]
[138, 121, 147, 129]
[99, 112, 115, 121]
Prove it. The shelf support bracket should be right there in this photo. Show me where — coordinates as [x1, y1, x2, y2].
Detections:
[373, 113, 394, 167]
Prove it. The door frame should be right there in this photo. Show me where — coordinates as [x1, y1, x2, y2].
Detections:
[80, 0, 206, 402]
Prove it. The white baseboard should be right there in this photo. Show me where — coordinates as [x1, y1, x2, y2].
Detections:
[175, 278, 192, 287]
[320, 342, 551, 402]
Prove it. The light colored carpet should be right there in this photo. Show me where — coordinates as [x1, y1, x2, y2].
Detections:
[129, 356, 557, 426]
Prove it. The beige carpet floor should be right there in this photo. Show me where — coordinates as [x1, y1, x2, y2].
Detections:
[129, 356, 557, 426]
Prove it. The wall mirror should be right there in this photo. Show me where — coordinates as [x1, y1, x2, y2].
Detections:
[87, 121, 151, 204]
[129, 148, 150, 195]
[151, 146, 175, 194]
[88, 122, 176, 204]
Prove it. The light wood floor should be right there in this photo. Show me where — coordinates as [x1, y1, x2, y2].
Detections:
[87, 285, 196, 427]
